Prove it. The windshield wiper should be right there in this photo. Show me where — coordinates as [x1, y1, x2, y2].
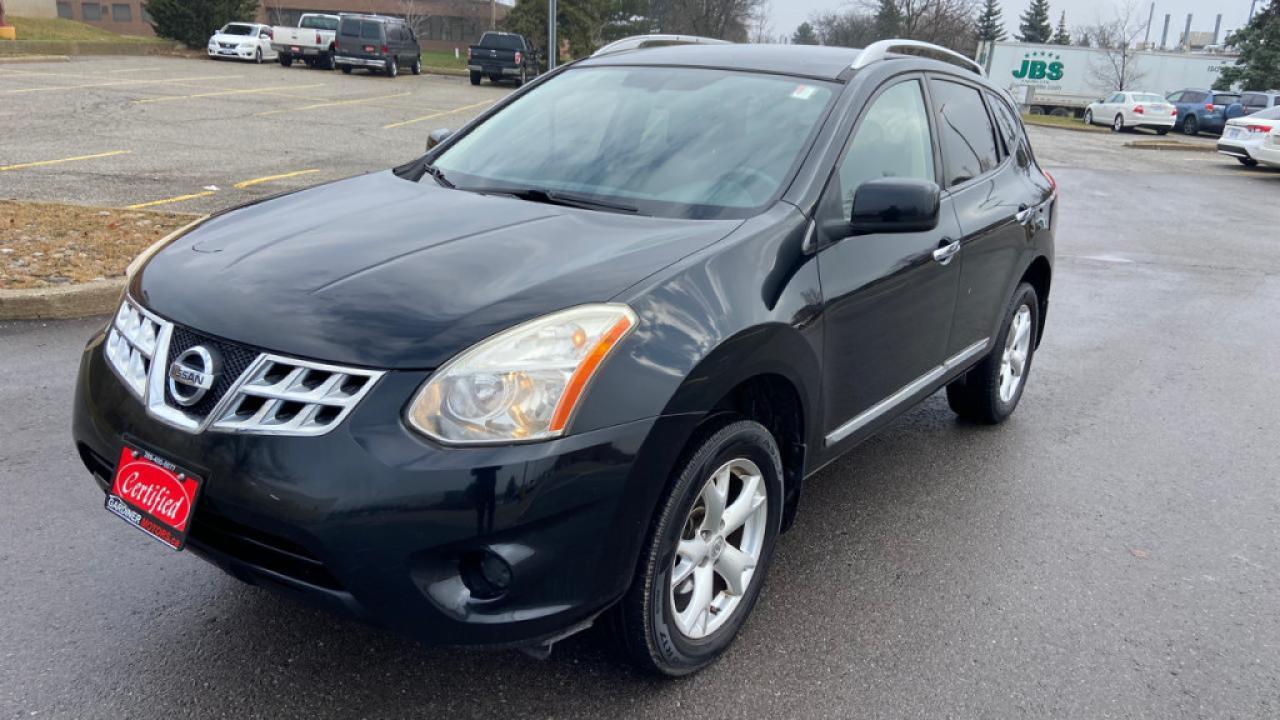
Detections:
[422, 163, 454, 189]
[475, 186, 638, 214]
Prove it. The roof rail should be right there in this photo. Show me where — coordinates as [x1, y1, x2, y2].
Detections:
[851, 39, 985, 77]
[592, 34, 731, 58]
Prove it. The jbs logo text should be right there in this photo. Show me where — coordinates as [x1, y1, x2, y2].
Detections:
[1012, 59, 1064, 81]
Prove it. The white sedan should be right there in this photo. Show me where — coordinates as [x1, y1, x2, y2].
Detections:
[207, 23, 276, 64]
[1253, 126, 1280, 169]
[1084, 91, 1178, 134]
[1217, 106, 1280, 167]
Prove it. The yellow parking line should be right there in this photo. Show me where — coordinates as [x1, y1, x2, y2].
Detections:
[234, 169, 320, 189]
[126, 191, 217, 210]
[382, 99, 496, 130]
[0, 150, 130, 173]
[256, 91, 411, 117]
[0, 75, 243, 95]
[134, 84, 325, 104]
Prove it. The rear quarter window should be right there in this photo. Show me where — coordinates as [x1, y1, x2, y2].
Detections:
[1213, 94, 1240, 106]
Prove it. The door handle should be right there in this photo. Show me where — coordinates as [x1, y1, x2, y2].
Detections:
[932, 239, 960, 265]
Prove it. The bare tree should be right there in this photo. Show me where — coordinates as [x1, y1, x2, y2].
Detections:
[1083, 0, 1150, 91]
[748, 0, 774, 43]
[818, 0, 980, 53]
[661, 0, 767, 42]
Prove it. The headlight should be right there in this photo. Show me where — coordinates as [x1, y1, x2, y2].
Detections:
[406, 304, 637, 444]
[105, 297, 162, 400]
[125, 215, 208, 281]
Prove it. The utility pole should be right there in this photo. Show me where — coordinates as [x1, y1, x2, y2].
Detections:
[547, 0, 557, 70]
[491, 0, 496, 31]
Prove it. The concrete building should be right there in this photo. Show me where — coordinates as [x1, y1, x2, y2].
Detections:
[43, 0, 508, 51]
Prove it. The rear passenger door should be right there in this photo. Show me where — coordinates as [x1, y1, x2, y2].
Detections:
[815, 76, 963, 447]
[932, 78, 1035, 355]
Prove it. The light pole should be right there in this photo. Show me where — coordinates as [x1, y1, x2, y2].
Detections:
[547, 0, 557, 70]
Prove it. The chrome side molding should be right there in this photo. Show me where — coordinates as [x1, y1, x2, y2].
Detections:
[824, 338, 989, 446]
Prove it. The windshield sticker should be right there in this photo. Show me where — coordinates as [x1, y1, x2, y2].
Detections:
[791, 85, 817, 100]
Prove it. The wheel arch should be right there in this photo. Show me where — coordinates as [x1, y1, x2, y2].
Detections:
[1019, 255, 1052, 347]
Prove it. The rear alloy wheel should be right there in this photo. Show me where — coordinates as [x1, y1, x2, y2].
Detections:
[612, 419, 782, 676]
[1182, 116, 1199, 135]
[386, 58, 398, 78]
[947, 282, 1040, 424]
[1112, 114, 1124, 132]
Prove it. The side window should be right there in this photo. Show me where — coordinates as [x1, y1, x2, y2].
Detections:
[1184, 91, 1207, 104]
[1107, 93, 1124, 104]
[1166, 91, 1183, 103]
[987, 92, 1029, 168]
[834, 80, 935, 219]
[930, 79, 1000, 188]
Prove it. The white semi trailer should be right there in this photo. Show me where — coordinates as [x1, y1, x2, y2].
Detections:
[978, 41, 1239, 116]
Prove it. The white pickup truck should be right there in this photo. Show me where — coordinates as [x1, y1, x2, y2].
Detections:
[271, 13, 340, 69]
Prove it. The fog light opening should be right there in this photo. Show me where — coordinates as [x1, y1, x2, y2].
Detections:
[459, 550, 511, 600]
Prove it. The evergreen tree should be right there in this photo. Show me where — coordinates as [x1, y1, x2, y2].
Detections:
[975, 0, 1008, 42]
[873, 0, 902, 39]
[792, 21, 819, 45]
[1217, 1, 1280, 90]
[1017, 0, 1053, 43]
[503, 0, 612, 65]
[1052, 11, 1071, 44]
[145, 0, 259, 48]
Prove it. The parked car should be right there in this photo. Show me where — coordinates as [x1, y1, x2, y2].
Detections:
[467, 31, 539, 86]
[272, 13, 340, 70]
[207, 22, 276, 64]
[1217, 106, 1280, 166]
[1231, 91, 1280, 117]
[1167, 88, 1242, 135]
[1250, 126, 1280, 169]
[74, 38, 1055, 676]
[334, 14, 421, 78]
[1083, 91, 1177, 134]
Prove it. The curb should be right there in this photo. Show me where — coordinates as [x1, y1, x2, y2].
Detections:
[0, 278, 122, 320]
[1124, 140, 1216, 153]
[422, 66, 468, 77]
[0, 54, 70, 63]
[1020, 118, 1105, 135]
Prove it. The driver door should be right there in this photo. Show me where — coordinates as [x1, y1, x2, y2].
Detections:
[816, 76, 962, 450]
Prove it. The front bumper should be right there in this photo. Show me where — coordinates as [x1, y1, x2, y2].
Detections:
[335, 55, 388, 68]
[73, 325, 695, 647]
[208, 47, 257, 60]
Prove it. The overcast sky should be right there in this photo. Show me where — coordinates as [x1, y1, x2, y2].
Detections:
[768, 0, 1257, 45]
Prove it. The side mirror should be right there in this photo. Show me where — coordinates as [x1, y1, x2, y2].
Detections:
[849, 178, 941, 235]
[426, 128, 453, 151]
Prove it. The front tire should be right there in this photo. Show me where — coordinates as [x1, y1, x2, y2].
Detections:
[1083, 110, 1093, 126]
[611, 418, 783, 676]
[946, 282, 1040, 424]
[411, 57, 422, 75]
[254, 48, 262, 64]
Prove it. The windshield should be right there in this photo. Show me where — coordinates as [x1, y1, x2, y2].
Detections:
[1133, 94, 1166, 103]
[220, 24, 255, 36]
[433, 66, 836, 219]
[300, 15, 338, 31]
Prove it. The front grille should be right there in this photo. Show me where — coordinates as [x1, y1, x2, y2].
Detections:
[164, 326, 260, 420]
[208, 355, 379, 436]
[219, 42, 235, 48]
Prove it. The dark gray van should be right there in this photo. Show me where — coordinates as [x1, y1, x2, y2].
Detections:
[334, 14, 421, 78]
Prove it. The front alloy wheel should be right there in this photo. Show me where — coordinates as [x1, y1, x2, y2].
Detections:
[612, 419, 782, 676]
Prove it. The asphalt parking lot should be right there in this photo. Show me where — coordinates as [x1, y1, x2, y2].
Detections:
[0, 55, 507, 213]
[3, 78, 1280, 717]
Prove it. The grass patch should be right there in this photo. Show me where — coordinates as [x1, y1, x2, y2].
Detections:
[1021, 113, 1106, 133]
[420, 49, 468, 70]
[1, 201, 197, 289]
[4, 16, 165, 43]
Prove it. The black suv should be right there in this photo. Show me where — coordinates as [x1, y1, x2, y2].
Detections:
[74, 38, 1055, 676]
[334, 14, 421, 77]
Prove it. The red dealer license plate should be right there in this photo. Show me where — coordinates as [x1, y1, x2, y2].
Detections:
[105, 445, 203, 551]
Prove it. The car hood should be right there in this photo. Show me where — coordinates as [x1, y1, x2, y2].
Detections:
[135, 171, 741, 369]
[211, 33, 253, 43]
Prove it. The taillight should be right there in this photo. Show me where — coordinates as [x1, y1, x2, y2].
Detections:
[1204, 102, 1215, 111]
[315, 32, 321, 44]
[514, 50, 522, 65]
[1246, 124, 1272, 133]
[1133, 105, 1144, 115]
[1045, 171, 1057, 195]
[381, 44, 388, 54]
[1170, 109, 1178, 116]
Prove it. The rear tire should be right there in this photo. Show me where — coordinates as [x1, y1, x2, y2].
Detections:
[1155, 128, 1169, 135]
[411, 57, 422, 75]
[611, 418, 783, 677]
[1111, 114, 1124, 132]
[1182, 116, 1199, 135]
[1238, 156, 1259, 167]
[339, 65, 352, 74]
[946, 282, 1040, 424]
[386, 58, 398, 78]
[278, 53, 292, 67]
[469, 70, 481, 85]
